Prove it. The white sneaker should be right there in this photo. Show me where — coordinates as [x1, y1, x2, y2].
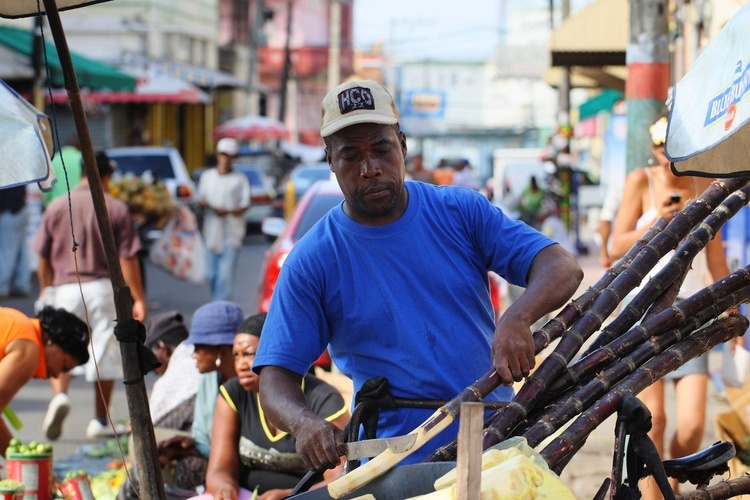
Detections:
[86, 419, 127, 440]
[43, 393, 70, 441]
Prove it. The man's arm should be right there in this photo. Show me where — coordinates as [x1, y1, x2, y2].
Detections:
[259, 366, 344, 471]
[37, 256, 54, 292]
[492, 244, 583, 385]
[120, 256, 146, 322]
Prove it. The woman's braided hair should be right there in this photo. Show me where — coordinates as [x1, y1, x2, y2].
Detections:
[37, 306, 89, 366]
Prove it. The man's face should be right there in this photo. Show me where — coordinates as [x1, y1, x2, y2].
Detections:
[217, 153, 234, 173]
[326, 123, 408, 226]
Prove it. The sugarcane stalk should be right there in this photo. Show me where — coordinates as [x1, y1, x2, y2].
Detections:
[675, 475, 750, 499]
[533, 218, 669, 353]
[479, 179, 735, 451]
[326, 368, 502, 498]
[523, 293, 750, 448]
[552, 266, 750, 396]
[582, 180, 750, 357]
[539, 314, 748, 472]
[549, 265, 750, 396]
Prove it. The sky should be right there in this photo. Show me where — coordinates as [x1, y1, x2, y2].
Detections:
[352, 0, 591, 62]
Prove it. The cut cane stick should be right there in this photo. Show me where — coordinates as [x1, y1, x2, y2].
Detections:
[539, 314, 748, 471]
[481, 178, 747, 451]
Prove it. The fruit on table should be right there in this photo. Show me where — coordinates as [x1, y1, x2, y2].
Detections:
[5, 438, 53, 456]
[63, 470, 89, 482]
[0, 479, 24, 491]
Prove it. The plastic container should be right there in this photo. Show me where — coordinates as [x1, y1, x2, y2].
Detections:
[60, 476, 94, 500]
[6, 453, 53, 500]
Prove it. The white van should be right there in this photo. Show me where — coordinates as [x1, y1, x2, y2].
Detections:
[490, 148, 548, 218]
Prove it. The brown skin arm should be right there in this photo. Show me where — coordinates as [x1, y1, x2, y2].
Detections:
[0, 340, 40, 456]
[120, 256, 146, 322]
[206, 397, 241, 500]
[493, 244, 583, 385]
[37, 256, 54, 293]
[610, 169, 649, 259]
[596, 219, 613, 268]
[259, 367, 344, 471]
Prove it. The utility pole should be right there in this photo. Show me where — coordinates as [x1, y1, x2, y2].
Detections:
[278, 0, 293, 122]
[247, 0, 265, 116]
[626, 0, 669, 173]
[327, 0, 341, 90]
[32, 15, 45, 111]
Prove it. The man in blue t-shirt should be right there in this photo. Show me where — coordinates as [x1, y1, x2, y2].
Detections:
[253, 80, 583, 470]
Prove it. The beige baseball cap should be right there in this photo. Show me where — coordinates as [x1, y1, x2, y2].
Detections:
[321, 80, 399, 138]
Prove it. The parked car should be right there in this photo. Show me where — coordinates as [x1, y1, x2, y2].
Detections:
[257, 180, 503, 318]
[105, 146, 196, 203]
[191, 165, 276, 230]
[236, 165, 277, 228]
[271, 161, 333, 218]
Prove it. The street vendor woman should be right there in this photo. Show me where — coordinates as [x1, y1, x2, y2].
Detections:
[0, 306, 89, 455]
[253, 79, 583, 469]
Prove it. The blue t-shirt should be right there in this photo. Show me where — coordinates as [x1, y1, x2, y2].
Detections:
[254, 181, 555, 462]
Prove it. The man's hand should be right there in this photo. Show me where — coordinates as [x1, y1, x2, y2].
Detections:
[156, 436, 199, 466]
[291, 415, 344, 471]
[212, 486, 237, 500]
[132, 299, 147, 322]
[492, 313, 535, 386]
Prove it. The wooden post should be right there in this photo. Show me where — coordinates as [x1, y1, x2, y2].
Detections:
[456, 402, 483, 500]
[41, 1, 166, 498]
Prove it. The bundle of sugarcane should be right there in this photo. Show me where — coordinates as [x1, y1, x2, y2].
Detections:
[539, 314, 749, 470]
[478, 178, 749, 451]
[323, 178, 750, 498]
[425, 177, 750, 462]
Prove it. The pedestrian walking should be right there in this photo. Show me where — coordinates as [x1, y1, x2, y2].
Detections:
[197, 138, 251, 301]
[33, 151, 146, 441]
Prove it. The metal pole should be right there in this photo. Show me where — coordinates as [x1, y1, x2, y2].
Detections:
[278, 0, 293, 122]
[41, 1, 165, 498]
[327, 0, 341, 91]
[247, 0, 264, 116]
[626, 0, 670, 173]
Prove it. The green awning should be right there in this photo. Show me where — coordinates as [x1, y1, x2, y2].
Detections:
[578, 89, 623, 121]
[0, 25, 135, 91]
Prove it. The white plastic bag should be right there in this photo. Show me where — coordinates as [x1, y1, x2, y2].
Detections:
[722, 344, 750, 389]
[149, 205, 206, 284]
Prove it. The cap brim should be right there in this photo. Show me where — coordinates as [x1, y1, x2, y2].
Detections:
[321, 114, 398, 138]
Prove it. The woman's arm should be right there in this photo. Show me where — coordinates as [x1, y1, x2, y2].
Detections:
[611, 169, 649, 258]
[0, 340, 39, 455]
[206, 396, 241, 500]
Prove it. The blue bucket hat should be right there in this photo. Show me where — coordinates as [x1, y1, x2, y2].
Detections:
[185, 301, 244, 346]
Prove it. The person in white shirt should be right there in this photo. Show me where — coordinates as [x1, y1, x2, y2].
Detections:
[198, 138, 251, 301]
